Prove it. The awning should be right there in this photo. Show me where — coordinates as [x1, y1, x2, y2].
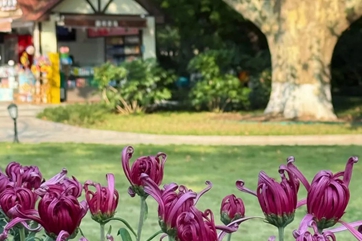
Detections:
[61, 15, 147, 29]
[11, 18, 33, 28]
[17, 0, 60, 21]
[0, 17, 34, 32]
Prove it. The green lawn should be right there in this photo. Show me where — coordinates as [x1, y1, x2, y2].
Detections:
[85, 112, 362, 136]
[37, 97, 362, 136]
[1, 143, 362, 240]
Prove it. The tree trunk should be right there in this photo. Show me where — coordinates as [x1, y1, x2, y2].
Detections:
[223, 0, 362, 120]
[264, 25, 339, 120]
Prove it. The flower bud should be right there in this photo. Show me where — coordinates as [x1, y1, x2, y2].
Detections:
[121, 146, 167, 198]
[84, 174, 119, 224]
[307, 157, 358, 230]
[141, 174, 212, 238]
[0, 187, 37, 219]
[257, 166, 298, 228]
[220, 194, 245, 225]
[176, 207, 218, 241]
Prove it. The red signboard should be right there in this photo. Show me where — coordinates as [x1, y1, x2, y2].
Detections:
[87, 28, 139, 38]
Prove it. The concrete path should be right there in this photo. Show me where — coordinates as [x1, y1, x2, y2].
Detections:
[0, 117, 362, 146]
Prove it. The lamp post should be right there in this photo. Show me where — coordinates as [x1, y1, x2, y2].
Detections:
[7, 103, 19, 143]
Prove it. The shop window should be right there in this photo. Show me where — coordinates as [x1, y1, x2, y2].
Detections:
[56, 26, 76, 42]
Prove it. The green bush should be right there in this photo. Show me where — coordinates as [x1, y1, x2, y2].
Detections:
[189, 75, 250, 112]
[188, 50, 250, 112]
[93, 62, 127, 89]
[119, 59, 175, 107]
[37, 103, 109, 126]
[93, 59, 175, 113]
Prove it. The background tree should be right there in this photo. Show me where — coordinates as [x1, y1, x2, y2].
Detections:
[223, 0, 362, 120]
[155, 0, 269, 75]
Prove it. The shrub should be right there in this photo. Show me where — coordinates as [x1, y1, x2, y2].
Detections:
[93, 59, 175, 114]
[119, 59, 175, 108]
[188, 50, 250, 112]
[189, 75, 250, 112]
[37, 103, 109, 126]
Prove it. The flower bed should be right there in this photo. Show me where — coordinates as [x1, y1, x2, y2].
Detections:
[0, 146, 361, 241]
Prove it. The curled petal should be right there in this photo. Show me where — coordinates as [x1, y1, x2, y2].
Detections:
[128, 187, 136, 197]
[1, 217, 31, 240]
[56, 230, 70, 241]
[217, 216, 264, 240]
[323, 231, 337, 241]
[64, 176, 83, 197]
[156, 152, 167, 167]
[343, 156, 358, 187]
[106, 173, 118, 214]
[0, 173, 9, 193]
[106, 234, 114, 241]
[268, 236, 276, 241]
[327, 220, 362, 234]
[121, 146, 134, 186]
[297, 199, 307, 208]
[235, 180, 256, 196]
[166, 191, 197, 226]
[5, 162, 22, 183]
[20, 221, 43, 232]
[36, 169, 67, 196]
[159, 234, 168, 241]
[195, 181, 212, 205]
[295, 214, 315, 237]
[216, 223, 239, 240]
[287, 156, 310, 190]
[0, 233, 6, 241]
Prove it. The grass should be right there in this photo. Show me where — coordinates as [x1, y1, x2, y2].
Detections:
[1, 143, 362, 241]
[37, 97, 362, 136]
[84, 112, 362, 136]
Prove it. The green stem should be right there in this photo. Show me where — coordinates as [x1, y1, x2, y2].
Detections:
[136, 197, 147, 241]
[168, 236, 176, 241]
[79, 228, 86, 238]
[278, 227, 284, 241]
[100, 223, 105, 241]
[145, 230, 163, 241]
[227, 233, 232, 241]
[102, 217, 137, 238]
[19, 227, 26, 241]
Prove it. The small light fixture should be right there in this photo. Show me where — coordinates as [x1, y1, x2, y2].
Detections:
[7, 103, 19, 143]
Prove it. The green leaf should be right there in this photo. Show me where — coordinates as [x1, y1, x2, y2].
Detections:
[0, 216, 7, 234]
[118, 228, 133, 241]
[107, 225, 112, 235]
[25, 237, 45, 241]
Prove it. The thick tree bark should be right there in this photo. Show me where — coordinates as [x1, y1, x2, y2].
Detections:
[224, 0, 362, 120]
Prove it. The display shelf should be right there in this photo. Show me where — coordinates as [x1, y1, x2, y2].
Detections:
[105, 33, 143, 65]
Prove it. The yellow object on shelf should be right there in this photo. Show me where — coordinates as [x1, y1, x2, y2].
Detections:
[48, 52, 61, 104]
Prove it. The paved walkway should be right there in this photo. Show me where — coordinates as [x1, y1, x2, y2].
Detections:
[0, 117, 361, 146]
